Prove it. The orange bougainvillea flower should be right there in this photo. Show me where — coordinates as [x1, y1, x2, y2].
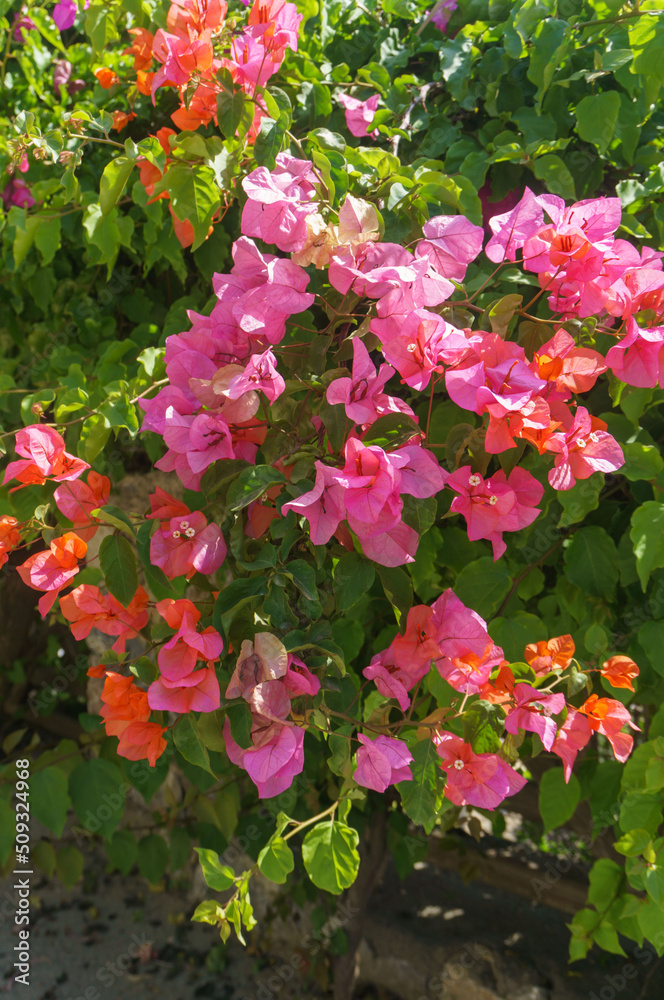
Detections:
[135, 70, 155, 96]
[0, 515, 21, 569]
[111, 110, 137, 132]
[117, 721, 167, 767]
[579, 694, 639, 763]
[123, 27, 155, 71]
[479, 663, 515, 705]
[524, 635, 575, 676]
[94, 67, 120, 89]
[97, 670, 167, 767]
[601, 655, 639, 692]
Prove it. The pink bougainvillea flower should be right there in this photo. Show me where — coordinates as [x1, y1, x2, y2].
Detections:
[484, 187, 544, 264]
[3, 425, 89, 489]
[524, 635, 575, 676]
[373, 309, 469, 391]
[338, 92, 380, 139]
[283, 654, 320, 697]
[2, 175, 36, 210]
[578, 694, 639, 763]
[415, 214, 484, 282]
[605, 317, 664, 389]
[224, 717, 305, 798]
[445, 334, 549, 453]
[17, 532, 87, 615]
[545, 406, 624, 490]
[354, 734, 413, 792]
[391, 605, 440, 675]
[444, 465, 543, 560]
[434, 731, 527, 810]
[59, 584, 149, 653]
[363, 646, 420, 712]
[430, 589, 504, 694]
[148, 665, 220, 714]
[504, 683, 566, 751]
[226, 632, 289, 700]
[326, 338, 394, 424]
[52, 0, 78, 31]
[227, 348, 285, 402]
[281, 461, 346, 545]
[53, 471, 111, 540]
[429, 0, 457, 32]
[241, 154, 318, 253]
[146, 486, 191, 523]
[550, 708, 593, 782]
[150, 510, 226, 579]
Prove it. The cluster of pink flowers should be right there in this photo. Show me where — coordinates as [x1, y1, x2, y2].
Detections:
[364, 589, 504, 710]
[282, 438, 445, 567]
[139, 236, 314, 489]
[222, 633, 320, 797]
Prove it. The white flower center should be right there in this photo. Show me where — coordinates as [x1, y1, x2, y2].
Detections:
[184, 527, 196, 538]
[453, 759, 465, 771]
[575, 438, 587, 449]
[468, 474, 481, 487]
[179, 520, 189, 530]
[589, 432, 599, 443]
[407, 343, 417, 353]
[172, 530, 181, 539]
[488, 495, 498, 506]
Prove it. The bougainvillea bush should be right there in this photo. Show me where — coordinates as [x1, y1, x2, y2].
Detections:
[3, 0, 664, 985]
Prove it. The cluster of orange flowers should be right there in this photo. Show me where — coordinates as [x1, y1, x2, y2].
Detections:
[90, 666, 167, 767]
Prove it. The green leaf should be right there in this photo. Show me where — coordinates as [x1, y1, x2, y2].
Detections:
[489, 613, 545, 662]
[137, 833, 169, 883]
[226, 465, 286, 511]
[333, 552, 375, 612]
[257, 837, 295, 884]
[216, 88, 247, 139]
[377, 565, 413, 629]
[29, 767, 70, 837]
[92, 504, 136, 538]
[398, 738, 440, 831]
[195, 847, 236, 891]
[99, 534, 139, 607]
[621, 442, 664, 482]
[254, 116, 287, 169]
[630, 502, 664, 590]
[100, 156, 135, 215]
[302, 820, 360, 895]
[69, 758, 125, 838]
[485, 294, 523, 337]
[361, 413, 422, 450]
[454, 557, 511, 619]
[531, 154, 576, 200]
[462, 700, 504, 754]
[155, 162, 221, 251]
[106, 830, 138, 875]
[539, 767, 580, 833]
[557, 472, 603, 527]
[283, 559, 318, 601]
[212, 577, 268, 633]
[563, 526, 619, 598]
[575, 92, 621, 154]
[637, 620, 664, 678]
[34, 216, 61, 265]
[56, 845, 84, 888]
[173, 714, 213, 774]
